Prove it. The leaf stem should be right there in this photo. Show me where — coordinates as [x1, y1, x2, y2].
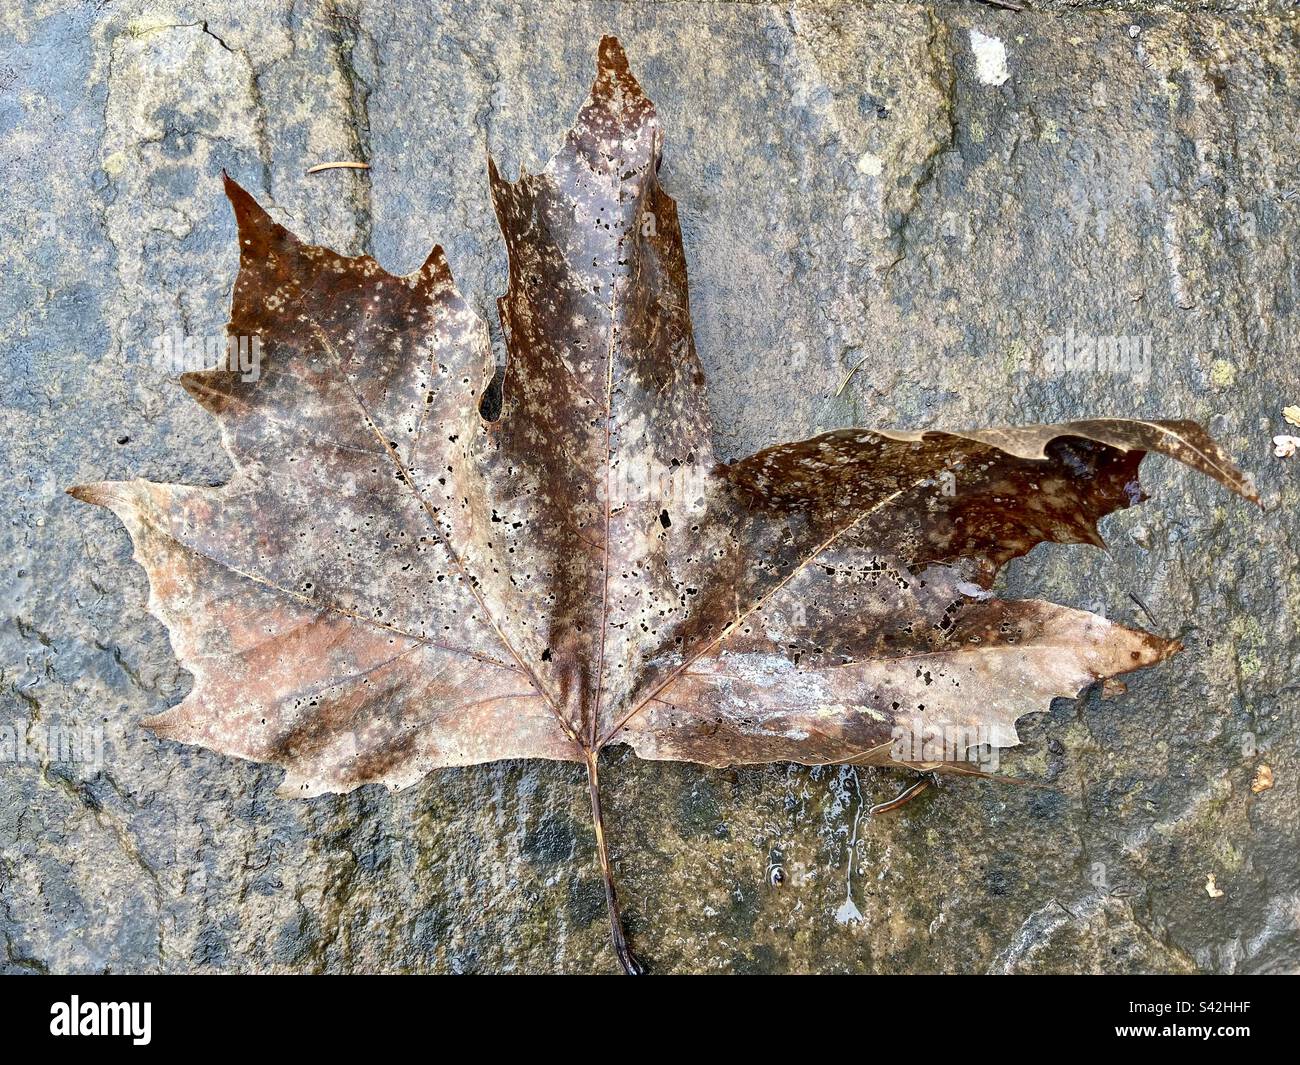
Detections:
[585, 751, 645, 975]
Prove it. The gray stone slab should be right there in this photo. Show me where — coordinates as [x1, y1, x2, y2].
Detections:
[1, 0, 1296, 973]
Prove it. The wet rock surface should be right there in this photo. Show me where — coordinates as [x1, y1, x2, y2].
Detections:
[2, 0, 1297, 973]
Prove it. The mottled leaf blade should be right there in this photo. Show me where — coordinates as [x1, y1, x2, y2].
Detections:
[68, 35, 1259, 973]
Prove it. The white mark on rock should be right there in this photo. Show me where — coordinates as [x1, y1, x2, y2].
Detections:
[857, 152, 883, 177]
[834, 767, 867, 925]
[835, 896, 864, 925]
[969, 30, 1010, 87]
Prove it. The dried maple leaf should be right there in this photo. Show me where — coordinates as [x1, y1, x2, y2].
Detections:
[70, 37, 1257, 974]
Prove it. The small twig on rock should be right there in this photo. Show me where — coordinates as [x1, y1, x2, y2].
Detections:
[305, 161, 371, 175]
[834, 354, 870, 397]
[1127, 591, 1158, 626]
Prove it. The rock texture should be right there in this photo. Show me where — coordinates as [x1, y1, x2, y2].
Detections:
[1, 0, 1297, 973]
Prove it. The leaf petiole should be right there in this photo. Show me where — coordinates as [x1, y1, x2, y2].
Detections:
[586, 751, 645, 975]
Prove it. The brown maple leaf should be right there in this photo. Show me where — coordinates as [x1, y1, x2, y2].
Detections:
[70, 37, 1256, 974]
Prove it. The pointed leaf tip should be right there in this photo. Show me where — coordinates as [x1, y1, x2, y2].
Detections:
[599, 35, 629, 71]
[415, 244, 458, 293]
[221, 169, 246, 201]
[67, 481, 123, 509]
[420, 243, 450, 275]
[222, 172, 277, 242]
[594, 35, 644, 103]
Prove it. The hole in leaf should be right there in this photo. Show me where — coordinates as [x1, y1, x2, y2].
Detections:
[479, 365, 505, 422]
